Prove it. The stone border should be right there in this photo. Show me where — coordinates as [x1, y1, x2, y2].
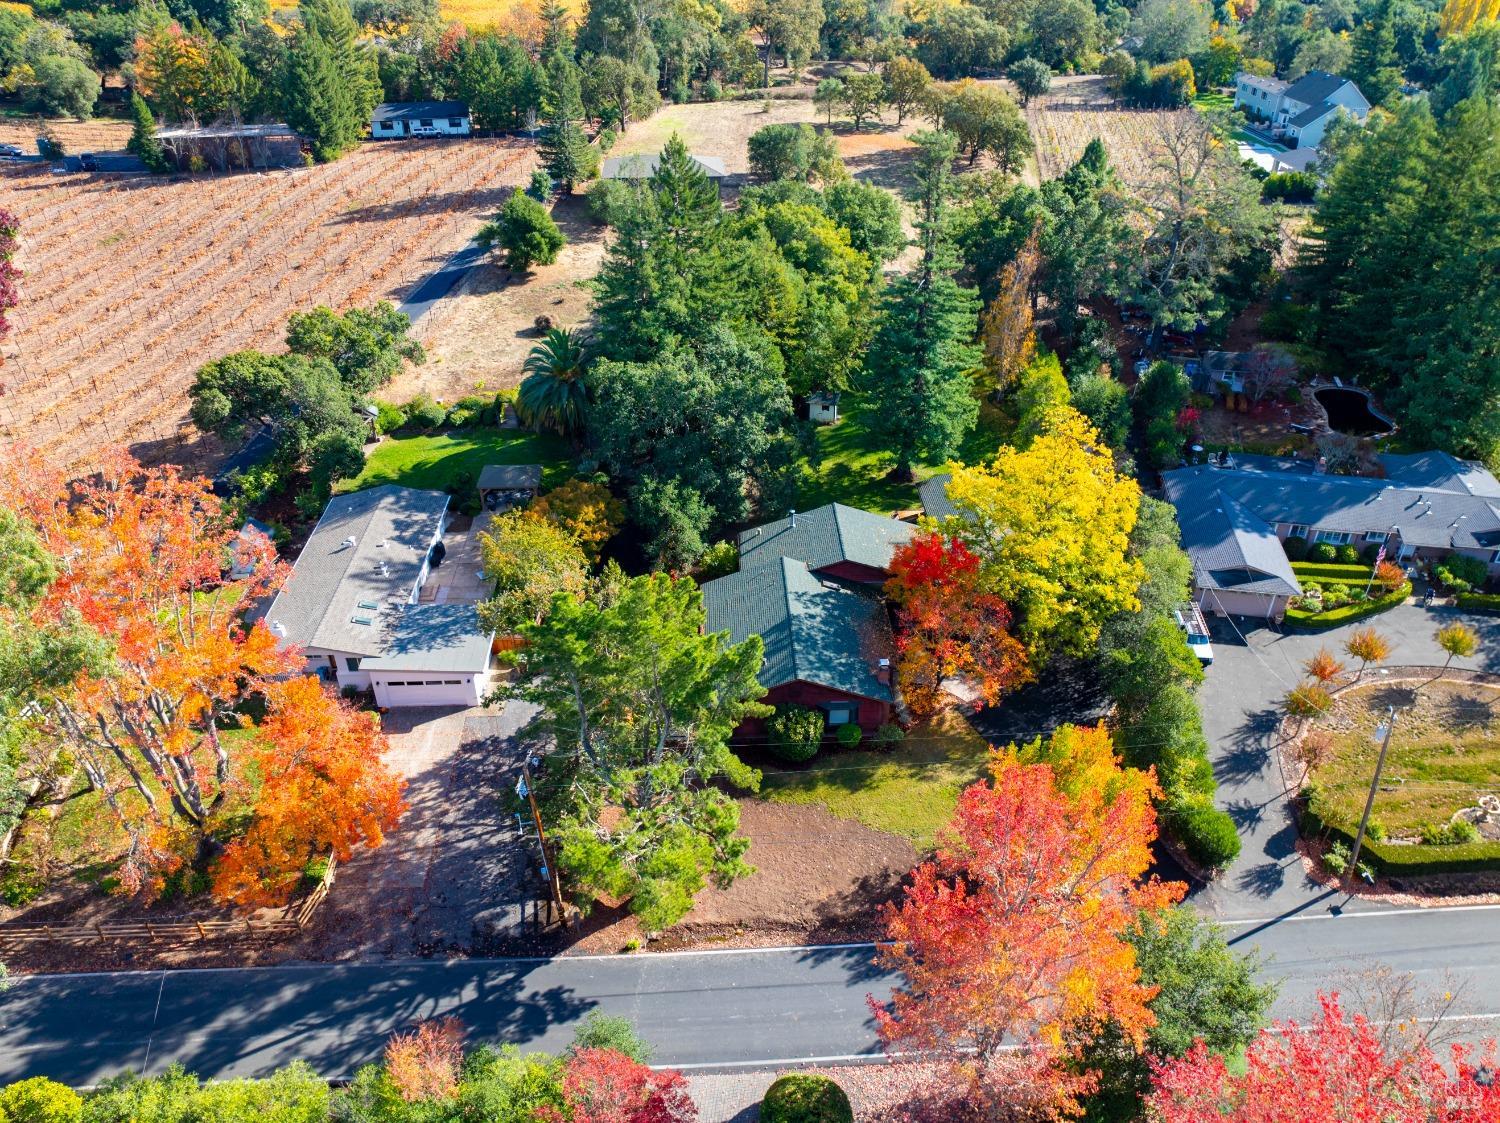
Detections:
[1279, 668, 1500, 906]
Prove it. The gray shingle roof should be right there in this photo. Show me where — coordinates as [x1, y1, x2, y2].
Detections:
[702, 557, 894, 701]
[1379, 452, 1500, 498]
[737, 503, 916, 575]
[1165, 463, 1500, 556]
[1164, 472, 1301, 597]
[265, 486, 450, 657]
[1289, 100, 1339, 129]
[919, 474, 957, 521]
[372, 102, 469, 123]
[600, 153, 728, 179]
[361, 605, 492, 673]
[1283, 71, 1350, 108]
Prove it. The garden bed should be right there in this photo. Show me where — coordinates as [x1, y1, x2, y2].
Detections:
[1296, 674, 1500, 878]
[1284, 581, 1410, 630]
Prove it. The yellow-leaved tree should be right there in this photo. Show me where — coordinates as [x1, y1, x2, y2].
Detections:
[944, 406, 1144, 661]
[1439, 0, 1500, 36]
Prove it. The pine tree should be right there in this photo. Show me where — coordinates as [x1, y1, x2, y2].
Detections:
[860, 130, 980, 481]
[1348, 5, 1403, 105]
[300, 0, 380, 126]
[281, 26, 357, 163]
[126, 92, 170, 174]
[540, 0, 574, 57]
[539, 56, 595, 192]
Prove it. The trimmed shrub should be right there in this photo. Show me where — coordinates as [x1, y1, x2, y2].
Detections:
[1457, 592, 1500, 613]
[836, 723, 863, 749]
[402, 393, 447, 431]
[0, 1077, 84, 1122]
[1307, 542, 1338, 563]
[874, 722, 904, 749]
[1434, 554, 1488, 592]
[767, 704, 824, 763]
[761, 1074, 854, 1123]
[1335, 544, 1361, 565]
[1169, 799, 1242, 869]
[1420, 819, 1482, 846]
[1282, 534, 1308, 561]
[373, 399, 405, 435]
[1285, 582, 1411, 630]
[1303, 802, 1500, 876]
[1291, 562, 1373, 583]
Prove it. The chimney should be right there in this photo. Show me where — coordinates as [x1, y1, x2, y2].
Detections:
[875, 657, 891, 686]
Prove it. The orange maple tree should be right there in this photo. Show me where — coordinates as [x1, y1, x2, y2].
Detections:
[884, 532, 1031, 718]
[1150, 992, 1500, 1123]
[385, 1018, 466, 1103]
[0, 446, 402, 904]
[871, 729, 1183, 1114]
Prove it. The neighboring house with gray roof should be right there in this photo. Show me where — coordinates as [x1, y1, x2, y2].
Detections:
[264, 485, 495, 708]
[601, 152, 728, 183]
[703, 557, 895, 732]
[1232, 69, 1369, 150]
[1164, 455, 1500, 617]
[737, 503, 916, 585]
[919, 474, 957, 522]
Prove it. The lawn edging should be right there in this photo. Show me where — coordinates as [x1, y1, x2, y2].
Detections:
[1284, 581, 1411, 631]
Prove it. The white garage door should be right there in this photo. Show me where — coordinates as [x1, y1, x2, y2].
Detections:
[372, 676, 479, 708]
[1200, 590, 1283, 618]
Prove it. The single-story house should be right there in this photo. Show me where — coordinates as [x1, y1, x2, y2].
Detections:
[703, 557, 895, 733]
[600, 152, 728, 185]
[1164, 451, 1500, 618]
[737, 502, 916, 585]
[478, 463, 542, 514]
[264, 485, 495, 708]
[1232, 69, 1369, 149]
[372, 101, 472, 138]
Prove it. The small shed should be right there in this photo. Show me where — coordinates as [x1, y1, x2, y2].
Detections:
[808, 391, 841, 425]
[478, 464, 542, 514]
[156, 123, 304, 171]
[601, 152, 728, 186]
[372, 102, 472, 138]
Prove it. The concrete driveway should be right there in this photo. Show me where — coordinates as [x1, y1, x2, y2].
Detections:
[1192, 603, 1500, 921]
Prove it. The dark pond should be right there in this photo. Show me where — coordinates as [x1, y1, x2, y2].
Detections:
[1314, 387, 1395, 436]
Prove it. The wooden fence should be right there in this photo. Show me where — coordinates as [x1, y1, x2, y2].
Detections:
[0, 857, 337, 947]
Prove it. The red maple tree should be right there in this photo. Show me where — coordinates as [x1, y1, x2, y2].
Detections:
[1150, 992, 1500, 1123]
[885, 532, 1030, 718]
[558, 1048, 698, 1123]
[871, 735, 1183, 1115]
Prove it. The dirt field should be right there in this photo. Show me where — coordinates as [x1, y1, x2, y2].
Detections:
[1026, 74, 1173, 183]
[0, 126, 534, 472]
[393, 92, 929, 401]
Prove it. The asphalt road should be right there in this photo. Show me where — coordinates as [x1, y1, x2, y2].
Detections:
[396, 242, 486, 324]
[5, 904, 1500, 1086]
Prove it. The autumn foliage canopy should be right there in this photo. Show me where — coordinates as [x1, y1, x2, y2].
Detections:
[1150, 992, 1500, 1123]
[0, 447, 403, 904]
[872, 726, 1183, 1113]
[884, 531, 1030, 718]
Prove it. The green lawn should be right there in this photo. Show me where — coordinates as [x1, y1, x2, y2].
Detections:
[759, 712, 992, 848]
[1309, 680, 1500, 839]
[796, 397, 1008, 516]
[1194, 92, 1235, 112]
[341, 430, 573, 495]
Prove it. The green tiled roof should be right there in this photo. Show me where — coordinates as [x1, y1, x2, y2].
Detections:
[702, 557, 894, 702]
[737, 503, 915, 574]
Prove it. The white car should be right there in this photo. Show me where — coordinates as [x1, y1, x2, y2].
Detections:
[1174, 605, 1214, 666]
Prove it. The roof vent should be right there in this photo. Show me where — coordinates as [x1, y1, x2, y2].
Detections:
[789, 508, 797, 528]
[351, 613, 375, 626]
[341, 535, 357, 550]
[357, 599, 379, 611]
[269, 620, 287, 638]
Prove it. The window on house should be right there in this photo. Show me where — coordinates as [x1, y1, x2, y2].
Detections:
[821, 702, 855, 726]
[1492, 550, 1500, 564]
[346, 657, 362, 672]
[449, 118, 463, 128]
[1289, 524, 1310, 538]
[1315, 530, 1352, 545]
[1364, 531, 1388, 542]
[419, 119, 433, 127]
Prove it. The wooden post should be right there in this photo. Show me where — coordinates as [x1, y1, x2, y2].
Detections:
[521, 761, 570, 930]
[195, 920, 207, 941]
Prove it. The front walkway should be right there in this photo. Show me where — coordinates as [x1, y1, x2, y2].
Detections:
[1191, 603, 1500, 921]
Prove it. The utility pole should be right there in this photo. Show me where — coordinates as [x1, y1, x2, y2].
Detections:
[1347, 705, 1398, 887]
[518, 760, 570, 930]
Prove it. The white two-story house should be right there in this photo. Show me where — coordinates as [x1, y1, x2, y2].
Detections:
[1234, 70, 1370, 149]
[264, 485, 495, 708]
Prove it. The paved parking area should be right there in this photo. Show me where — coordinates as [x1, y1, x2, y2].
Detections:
[317, 703, 540, 957]
[1191, 603, 1500, 921]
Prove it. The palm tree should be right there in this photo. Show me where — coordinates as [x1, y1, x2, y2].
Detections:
[518, 328, 587, 436]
